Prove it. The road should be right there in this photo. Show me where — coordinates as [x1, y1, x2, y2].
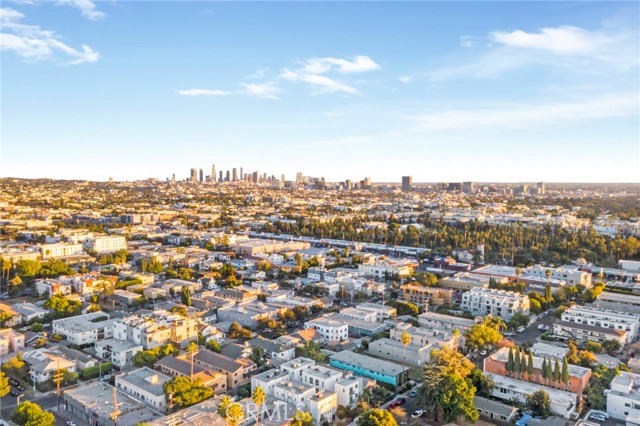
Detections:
[1, 393, 68, 426]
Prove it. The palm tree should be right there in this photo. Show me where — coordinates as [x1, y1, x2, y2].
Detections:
[186, 341, 198, 382]
[252, 386, 265, 426]
[217, 395, 232, 419]
[483, 315, 507, 332]
[226, 403, 245, 426]
[400, 331, 411, 358]
[515, 267, 521, 283]
[545, 269, 552, 310]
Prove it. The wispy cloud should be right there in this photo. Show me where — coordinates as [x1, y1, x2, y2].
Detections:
[0, 7, 100, 64]
[300, 55, 380, 74]
[429, 23, 638, 82]
[176, 89, 230, 96]
[459, 35, 477, 48]
[280, 55, 378, 95]
[57, 0, 105, 20]
[247, 67, 269, 79]
[281, 69, 359, 95]
[399, 76, 412, 84]
[239, 82, 280, 99]
[409, 94, 638, 131]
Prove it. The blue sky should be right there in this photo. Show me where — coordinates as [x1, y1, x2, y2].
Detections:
[1, 1, 639, 182]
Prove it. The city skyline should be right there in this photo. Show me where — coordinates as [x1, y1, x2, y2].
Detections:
[1, 1, 639, 182]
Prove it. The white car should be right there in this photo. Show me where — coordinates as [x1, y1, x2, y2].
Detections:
[516, 326, 526, 333]
[480, 350, 488, 356]
[590, 413, 606, 422]
[67, 422, 77, 426]
[411, 410, 425, 418]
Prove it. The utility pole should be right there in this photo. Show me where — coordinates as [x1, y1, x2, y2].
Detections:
[55, 358, 63, 408]
[112, 386, 119, 426]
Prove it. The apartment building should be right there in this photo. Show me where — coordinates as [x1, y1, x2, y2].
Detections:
[95, 339, 142, 369]
[526, 265, 592, 288]
[359, 260, 413, 279]
[596, 291, 640, 307]
[440, 272, 507, 291]
[486, 373, 578, 418]
[417, 311, 476, 330]
[154, 356, 227, 394]
[356, 303, 397, 322]
[484, 347, 592, 394]
[84, 236, 127, 253]
[192, 348, 255, 389]
[35, 279, 72, 297]
[401, 285, 453, 308]
[249, 337, 296, 362]
[115, 367, 171, 410]
[304, 317, 348, 342]
[52, 312, 116, 346]
[0, 304, 22, 327]
[461, 288, 530, 321]
[329, 350, 409, 386]
[39, 243, 84, 260]
[367, 337, 435, 366]
[217, 302, 283, 328]
[60, 273, 117, 296]
[234, 239, 310, 256]
[0, 328, 25, 356]
[114, 310, 198, 350]
[554, 305, 639, 345]
[390, 322, 461, 351]
[606, 371, 640, 422]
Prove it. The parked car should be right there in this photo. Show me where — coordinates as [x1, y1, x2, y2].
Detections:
[590, 413, 606, 422]
[410, 390, 417, 397]
[538, 324, 545, 331]
[411, 409, 425, 418]
[10, 389, 20, 397]
[516, 326, 526, 333]
[67, 421, 77, 426]
[480, 350, 488, 356]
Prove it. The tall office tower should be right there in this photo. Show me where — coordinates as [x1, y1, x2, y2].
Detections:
[363, 177, 371, 188]
[219, 171, 223, 182]
[519, 184, 529, 195]
[262, 173, 267, 182]
[199, 169, 204, 182]
[252, 171, 259, 183]
[281, 174, 286, 183]
[447, 182, 462, 191]
[240, 167, 243, 180]
[296, 172, 303, 184]
[225, 171, 230, 182]
[462, 181, 474, 194]
[401, 176, 413, 191]
[190, 168, 198, 182]
[345, 179, 352, 190]
[537, 182, 545, 194]
[211, 164, 217, 182]
[232, 168, 238, 182]
[171, 174, 175, 182]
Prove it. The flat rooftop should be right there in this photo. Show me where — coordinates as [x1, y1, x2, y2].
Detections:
[330, 350, 409, 376]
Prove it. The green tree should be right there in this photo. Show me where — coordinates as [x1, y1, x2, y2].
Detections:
[205, 339, 221, 353]
[252, 385, 266, 426]
[561, 357, 570, 389]
[468, 368, 494, 398]
[11, 401, 55, 426]
[357, 408, 398, 426]
[526, 389, 552, 418]
[249, 347, 265, 366]
[507, 313, 530, 330]
[0, 371, 10, 399]
[553, 357, 561, 386]
[465, 324, 503, 350]
[45, 294, 81, 318]
[513, 350, 521, 379]
[163, 376, 213, 408]
[181, 285, 192, 306]
[541, 357, 548, 384]
[438, 374, 479, 423]
[0, 312, 13, 327]
[506, 348, 514, 376]
[527, 352, 534, 380]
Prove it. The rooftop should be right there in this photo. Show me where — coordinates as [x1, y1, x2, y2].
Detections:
[330, 350, 409, 376]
